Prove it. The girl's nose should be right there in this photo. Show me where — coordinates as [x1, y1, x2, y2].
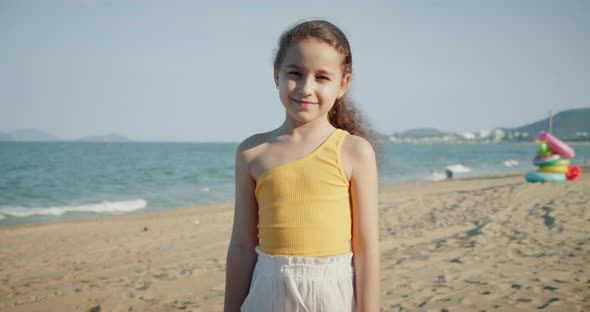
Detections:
[298, 75, 314, 96]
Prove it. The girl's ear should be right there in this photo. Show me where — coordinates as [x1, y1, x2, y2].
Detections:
[338, 73, 352, 98]
[274, 66, 280, 88]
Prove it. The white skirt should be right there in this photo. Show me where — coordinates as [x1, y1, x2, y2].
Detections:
[240, 246, 356, 312]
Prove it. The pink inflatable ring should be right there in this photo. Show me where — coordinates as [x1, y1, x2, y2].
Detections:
[536, 131, 575, 159]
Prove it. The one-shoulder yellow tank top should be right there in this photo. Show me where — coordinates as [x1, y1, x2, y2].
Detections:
[255, 128, 351, 257]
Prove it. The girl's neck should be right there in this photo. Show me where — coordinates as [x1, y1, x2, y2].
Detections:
[279, 114, 335, 137]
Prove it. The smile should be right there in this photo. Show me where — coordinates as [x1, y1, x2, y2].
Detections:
[292, 98, 316, 106]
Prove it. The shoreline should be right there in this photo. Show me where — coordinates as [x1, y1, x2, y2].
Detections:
[2, 165, 587, 231]
[1, 167, 588, 311]
[0, 168, 545, 230]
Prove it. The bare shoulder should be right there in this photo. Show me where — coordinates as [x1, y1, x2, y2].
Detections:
[236, 131, 274, 159]
[342, 134, 376, 161]
[340, 134, 376, 180]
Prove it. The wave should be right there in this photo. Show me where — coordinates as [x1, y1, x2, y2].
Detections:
[445, 164, 472, 173]
[426, 164, 472, 181]
[428, 172, 447, 181]
[0, 199, 147, 218]
[503, 160, 519, 167]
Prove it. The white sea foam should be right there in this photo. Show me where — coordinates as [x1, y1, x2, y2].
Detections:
[0, 199, 147, 218]
[0, 214, 5, 220]
[503, 160, 519, 167]
[446, 164, 472, 173]
[428, 172, 447, 181]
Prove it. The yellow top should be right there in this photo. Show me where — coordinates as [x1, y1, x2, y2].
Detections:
[255, 128, 351, 257]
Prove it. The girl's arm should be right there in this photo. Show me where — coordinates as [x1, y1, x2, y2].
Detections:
[348, 136, 380, 312]
[224, 141, 259, 312]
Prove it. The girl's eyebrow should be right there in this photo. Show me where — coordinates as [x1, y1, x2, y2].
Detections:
[316, 69, 335, 76]
[285, 64, 335, 76]
[285, 64, 302, 70]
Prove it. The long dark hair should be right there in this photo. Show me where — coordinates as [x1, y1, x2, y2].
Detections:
[273, 20, 380, 149]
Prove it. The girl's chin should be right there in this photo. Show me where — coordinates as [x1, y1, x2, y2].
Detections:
[286, 111, 329, 124]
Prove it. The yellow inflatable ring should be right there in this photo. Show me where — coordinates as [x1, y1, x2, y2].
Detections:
[539, 166, 569, 174]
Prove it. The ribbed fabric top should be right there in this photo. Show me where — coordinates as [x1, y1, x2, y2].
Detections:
[255, 128, 351, 257]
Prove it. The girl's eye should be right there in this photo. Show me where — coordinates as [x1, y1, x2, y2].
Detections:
[317, 76, 329, 81]
[287, 71, 301, 76]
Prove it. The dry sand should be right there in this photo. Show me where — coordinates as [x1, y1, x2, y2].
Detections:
[1, 168, 588, 311]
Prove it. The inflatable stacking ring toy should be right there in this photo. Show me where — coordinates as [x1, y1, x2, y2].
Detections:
[566, 165, 581, 181]
[536, 131, 575, 159]
[537, 142, 550, 153]
[533, 154, 561, 166]
[552, 159, 570, 167]
[539, 166, 569, 174]
[536, 150, 555, 158]
[537, 142, 554, 157]
[525, 171, 566, 183]
[534, 158, 570, 167]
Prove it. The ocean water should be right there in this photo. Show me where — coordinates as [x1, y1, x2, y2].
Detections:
[1, 141, 589, 227]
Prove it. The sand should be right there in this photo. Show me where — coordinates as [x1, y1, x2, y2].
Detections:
[1, 167, 589, 312]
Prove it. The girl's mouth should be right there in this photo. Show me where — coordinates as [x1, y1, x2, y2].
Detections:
[293, 98, 315, 107]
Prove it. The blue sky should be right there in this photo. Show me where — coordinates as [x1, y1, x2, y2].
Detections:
[1, 1, 588, 142]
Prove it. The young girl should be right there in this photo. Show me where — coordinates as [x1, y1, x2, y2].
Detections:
[224, 20, 380, 312]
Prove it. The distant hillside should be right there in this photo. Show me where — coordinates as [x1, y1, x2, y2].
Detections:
[388, 127, 463, 143]
[387, 107, 590, 143]
[76, 133, 131, 142]
[0, 129, 132, 142]
[0, 129, 59, 141]
[504, 108, 590, 141]
[394, 128, 459, 139]
[0, 131, 11, 141]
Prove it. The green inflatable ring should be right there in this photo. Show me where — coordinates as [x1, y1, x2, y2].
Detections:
[537, 159, 570, 168]
[536, 150, 555, 157]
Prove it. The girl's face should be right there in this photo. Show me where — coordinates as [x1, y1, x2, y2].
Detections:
[275, 38, 351, 125]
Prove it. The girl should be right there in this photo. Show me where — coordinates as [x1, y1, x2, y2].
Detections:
[224, 20, 380, 312]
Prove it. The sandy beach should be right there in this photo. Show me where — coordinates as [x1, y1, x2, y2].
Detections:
[1, 167, 588, 312]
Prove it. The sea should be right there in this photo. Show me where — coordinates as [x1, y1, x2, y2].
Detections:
[1, 141, 589, 227]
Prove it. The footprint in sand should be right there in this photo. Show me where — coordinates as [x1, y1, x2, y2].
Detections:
[537, 297, 560, 309]
[433, 274, 447, 286]
[178, 268, 193, 277]
[134, 280, 151, 291]
[153, 270, 176, 281]
[509, 283, 524, 293]
[541, 206, 555, 230]
[139, 294, 157, 303]
[121, 291, 135, 299]
[464, 279, 488, 286]
[166, 299, 198, 310]
[206, 257, 225, 271]
[543, 285, 558, 291]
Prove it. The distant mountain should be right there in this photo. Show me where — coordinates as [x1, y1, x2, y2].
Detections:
[387, 107, 590, 143]
[388, 127, 462, 143]
[0, 129, 59, 141]
[0, 131, 11, 141]
[76, 133, 131, 142]
[503, 108, 590, 141]
[394, 128, 460, 139]
[0, 129, 132, 142]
